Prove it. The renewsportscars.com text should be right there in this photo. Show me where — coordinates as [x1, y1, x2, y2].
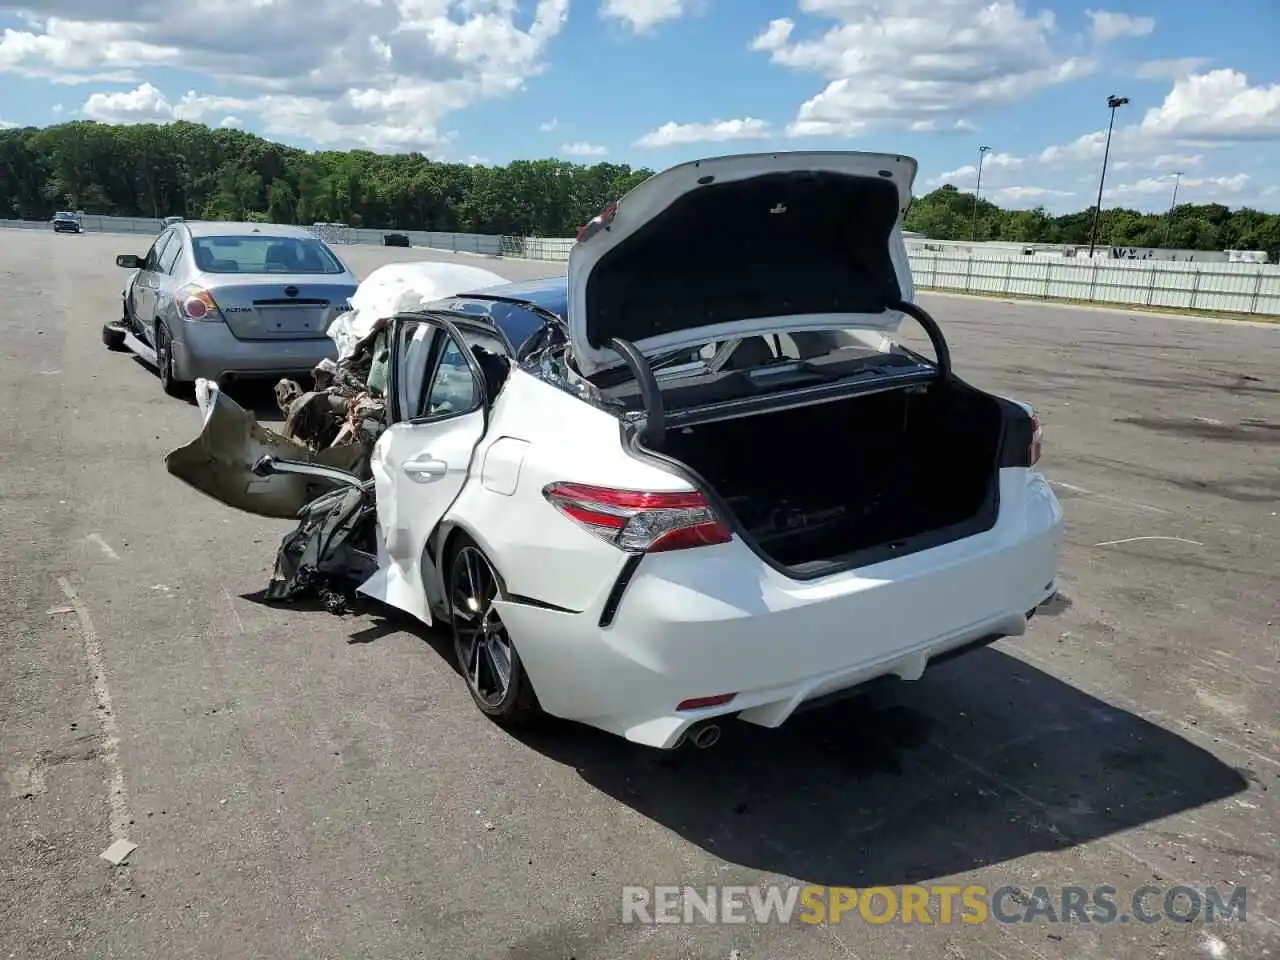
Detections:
[621, 884, 1247, 926]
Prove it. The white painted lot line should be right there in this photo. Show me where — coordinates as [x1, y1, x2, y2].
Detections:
[1094, 536, 1204, 548]
[85, 533, 120, 561]
[1050, 480, 1170, 516]
[57, 576, 135, 846]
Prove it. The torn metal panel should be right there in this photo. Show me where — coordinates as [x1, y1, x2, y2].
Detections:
[265, 481, 378, 608]
[165, 379, 370, 519]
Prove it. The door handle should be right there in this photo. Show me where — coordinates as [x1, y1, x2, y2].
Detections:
[401, 457, 448, 483]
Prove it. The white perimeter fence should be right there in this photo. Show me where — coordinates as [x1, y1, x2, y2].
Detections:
[4, 214, 1278, 316]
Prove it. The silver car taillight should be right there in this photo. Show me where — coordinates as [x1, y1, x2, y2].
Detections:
[175, 284, 224, 322]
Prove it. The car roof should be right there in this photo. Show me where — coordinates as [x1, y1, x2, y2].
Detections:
[183, 221, 321, 240]
[462, 274, 567, 311]
[445, 275, 567, 352]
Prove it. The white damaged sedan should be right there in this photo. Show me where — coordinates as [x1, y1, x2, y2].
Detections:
[168, 150, 1063, 750]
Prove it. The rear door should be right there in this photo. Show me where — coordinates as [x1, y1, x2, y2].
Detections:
[358, 314, 513, 623]
[152, 227, 185, 313]
[133, 229, 174, 333]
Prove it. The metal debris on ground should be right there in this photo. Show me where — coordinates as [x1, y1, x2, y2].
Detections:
[99, 838, 137, 865]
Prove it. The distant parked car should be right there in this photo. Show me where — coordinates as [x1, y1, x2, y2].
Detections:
[51, 212, 82, 234]
[161, 215, 185, 228]
[102, 221, 358, 397]
[383, 233, 411, 248]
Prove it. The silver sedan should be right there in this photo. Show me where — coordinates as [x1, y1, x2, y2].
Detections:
[103, 221, 358, 396]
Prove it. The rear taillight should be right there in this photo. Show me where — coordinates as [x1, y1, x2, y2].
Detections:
[542, 482, 732, 553]
[1028, 412, 1042, 466]
[175, 284, 222, 321]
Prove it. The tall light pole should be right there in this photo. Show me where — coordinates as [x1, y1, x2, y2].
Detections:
[1163, 170, 1184, 247]
[971, 144, 991, 242]
[1087, 94, 1130, 258]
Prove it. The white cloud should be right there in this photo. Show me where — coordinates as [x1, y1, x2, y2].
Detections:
[0, 0, 571, 150]
[987, 185, 1076, 207]
[750, 18, 793, 51]
[1135, 57, 1211, 81]
[1104, 173, 1250, 202]
[219, 115, 242, 128]
[81, 82, 249, 124]
[751, 0, 1100, 138]
[1085, 9, 1154, 43]
[560, 140, 608, 157]
[1136, 69, 1280, 141]
[0, 16, 174, 84]
[929, 151, 1028, 188]
[1030, 69, 1280, 172]
[80, 81, 174, 123]
[1150, 153, 1202, 170]
[0, 118, 16, 129]
[539, 117, 559, 132]
[910, 118, 978, 134]
[634, 117, 771, 148]
[600, 0, 685, 33]
[51, 103, 63, 114]
[920, 67, 1280, 214]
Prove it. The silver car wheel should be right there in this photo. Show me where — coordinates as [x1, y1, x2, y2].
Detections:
[450, 545, 512, 707]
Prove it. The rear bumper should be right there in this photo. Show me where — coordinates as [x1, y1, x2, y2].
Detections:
[493, 469, 1063, 749]
[170, 319, 337, 382]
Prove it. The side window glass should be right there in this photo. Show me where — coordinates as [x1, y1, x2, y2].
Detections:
[157, 233, 182, 274]
[396, 321, 440, 422]
[424, 338, 479, 418]
[144, 231, 171, 271]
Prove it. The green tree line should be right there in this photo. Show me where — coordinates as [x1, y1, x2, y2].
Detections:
[905, 184, 1280, 259]
[2, 120, 1277, 259]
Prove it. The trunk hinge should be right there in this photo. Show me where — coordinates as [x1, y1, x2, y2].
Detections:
[887, 300, 952, 381]
[607, 337, 667, 449]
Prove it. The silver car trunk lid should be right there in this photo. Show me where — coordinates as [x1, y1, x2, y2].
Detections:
[566, 151, 918, 377]
[207, 276, 357, 341]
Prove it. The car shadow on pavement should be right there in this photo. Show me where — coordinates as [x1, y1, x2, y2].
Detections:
[510, 645, 1249, 889]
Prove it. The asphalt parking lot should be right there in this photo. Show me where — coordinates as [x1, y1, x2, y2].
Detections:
[2, 228, 1278, 960]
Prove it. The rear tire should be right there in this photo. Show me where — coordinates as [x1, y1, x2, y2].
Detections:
[154, 321, 186, 398]
[446, 534, 542, 725]
[102, 322, 128, 352]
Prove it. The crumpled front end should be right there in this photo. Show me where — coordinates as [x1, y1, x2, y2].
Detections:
[164, 259, 509, 609]
[164, 379, 370, 519]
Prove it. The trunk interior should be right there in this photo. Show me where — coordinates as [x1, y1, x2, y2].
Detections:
[657, 380, 1008, 575]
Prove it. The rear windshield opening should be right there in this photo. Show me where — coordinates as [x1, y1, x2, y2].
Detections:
[193, 236, 345, 275]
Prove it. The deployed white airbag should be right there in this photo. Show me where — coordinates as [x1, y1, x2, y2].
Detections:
[327, 260, 507, 360]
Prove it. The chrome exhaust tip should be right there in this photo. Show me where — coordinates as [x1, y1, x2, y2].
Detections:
[687, 723, 721, 750]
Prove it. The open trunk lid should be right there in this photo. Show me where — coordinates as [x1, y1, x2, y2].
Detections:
[211, 276, 357, 341]
[566, 150, 918, 377]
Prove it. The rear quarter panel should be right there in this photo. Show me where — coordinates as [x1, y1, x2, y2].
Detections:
[442, 368, 691, 614]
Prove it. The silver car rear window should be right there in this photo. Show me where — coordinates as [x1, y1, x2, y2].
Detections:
[192, 236, 345, 275]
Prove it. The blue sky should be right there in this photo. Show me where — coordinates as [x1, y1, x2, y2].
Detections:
[1, 0, 1277, 213]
